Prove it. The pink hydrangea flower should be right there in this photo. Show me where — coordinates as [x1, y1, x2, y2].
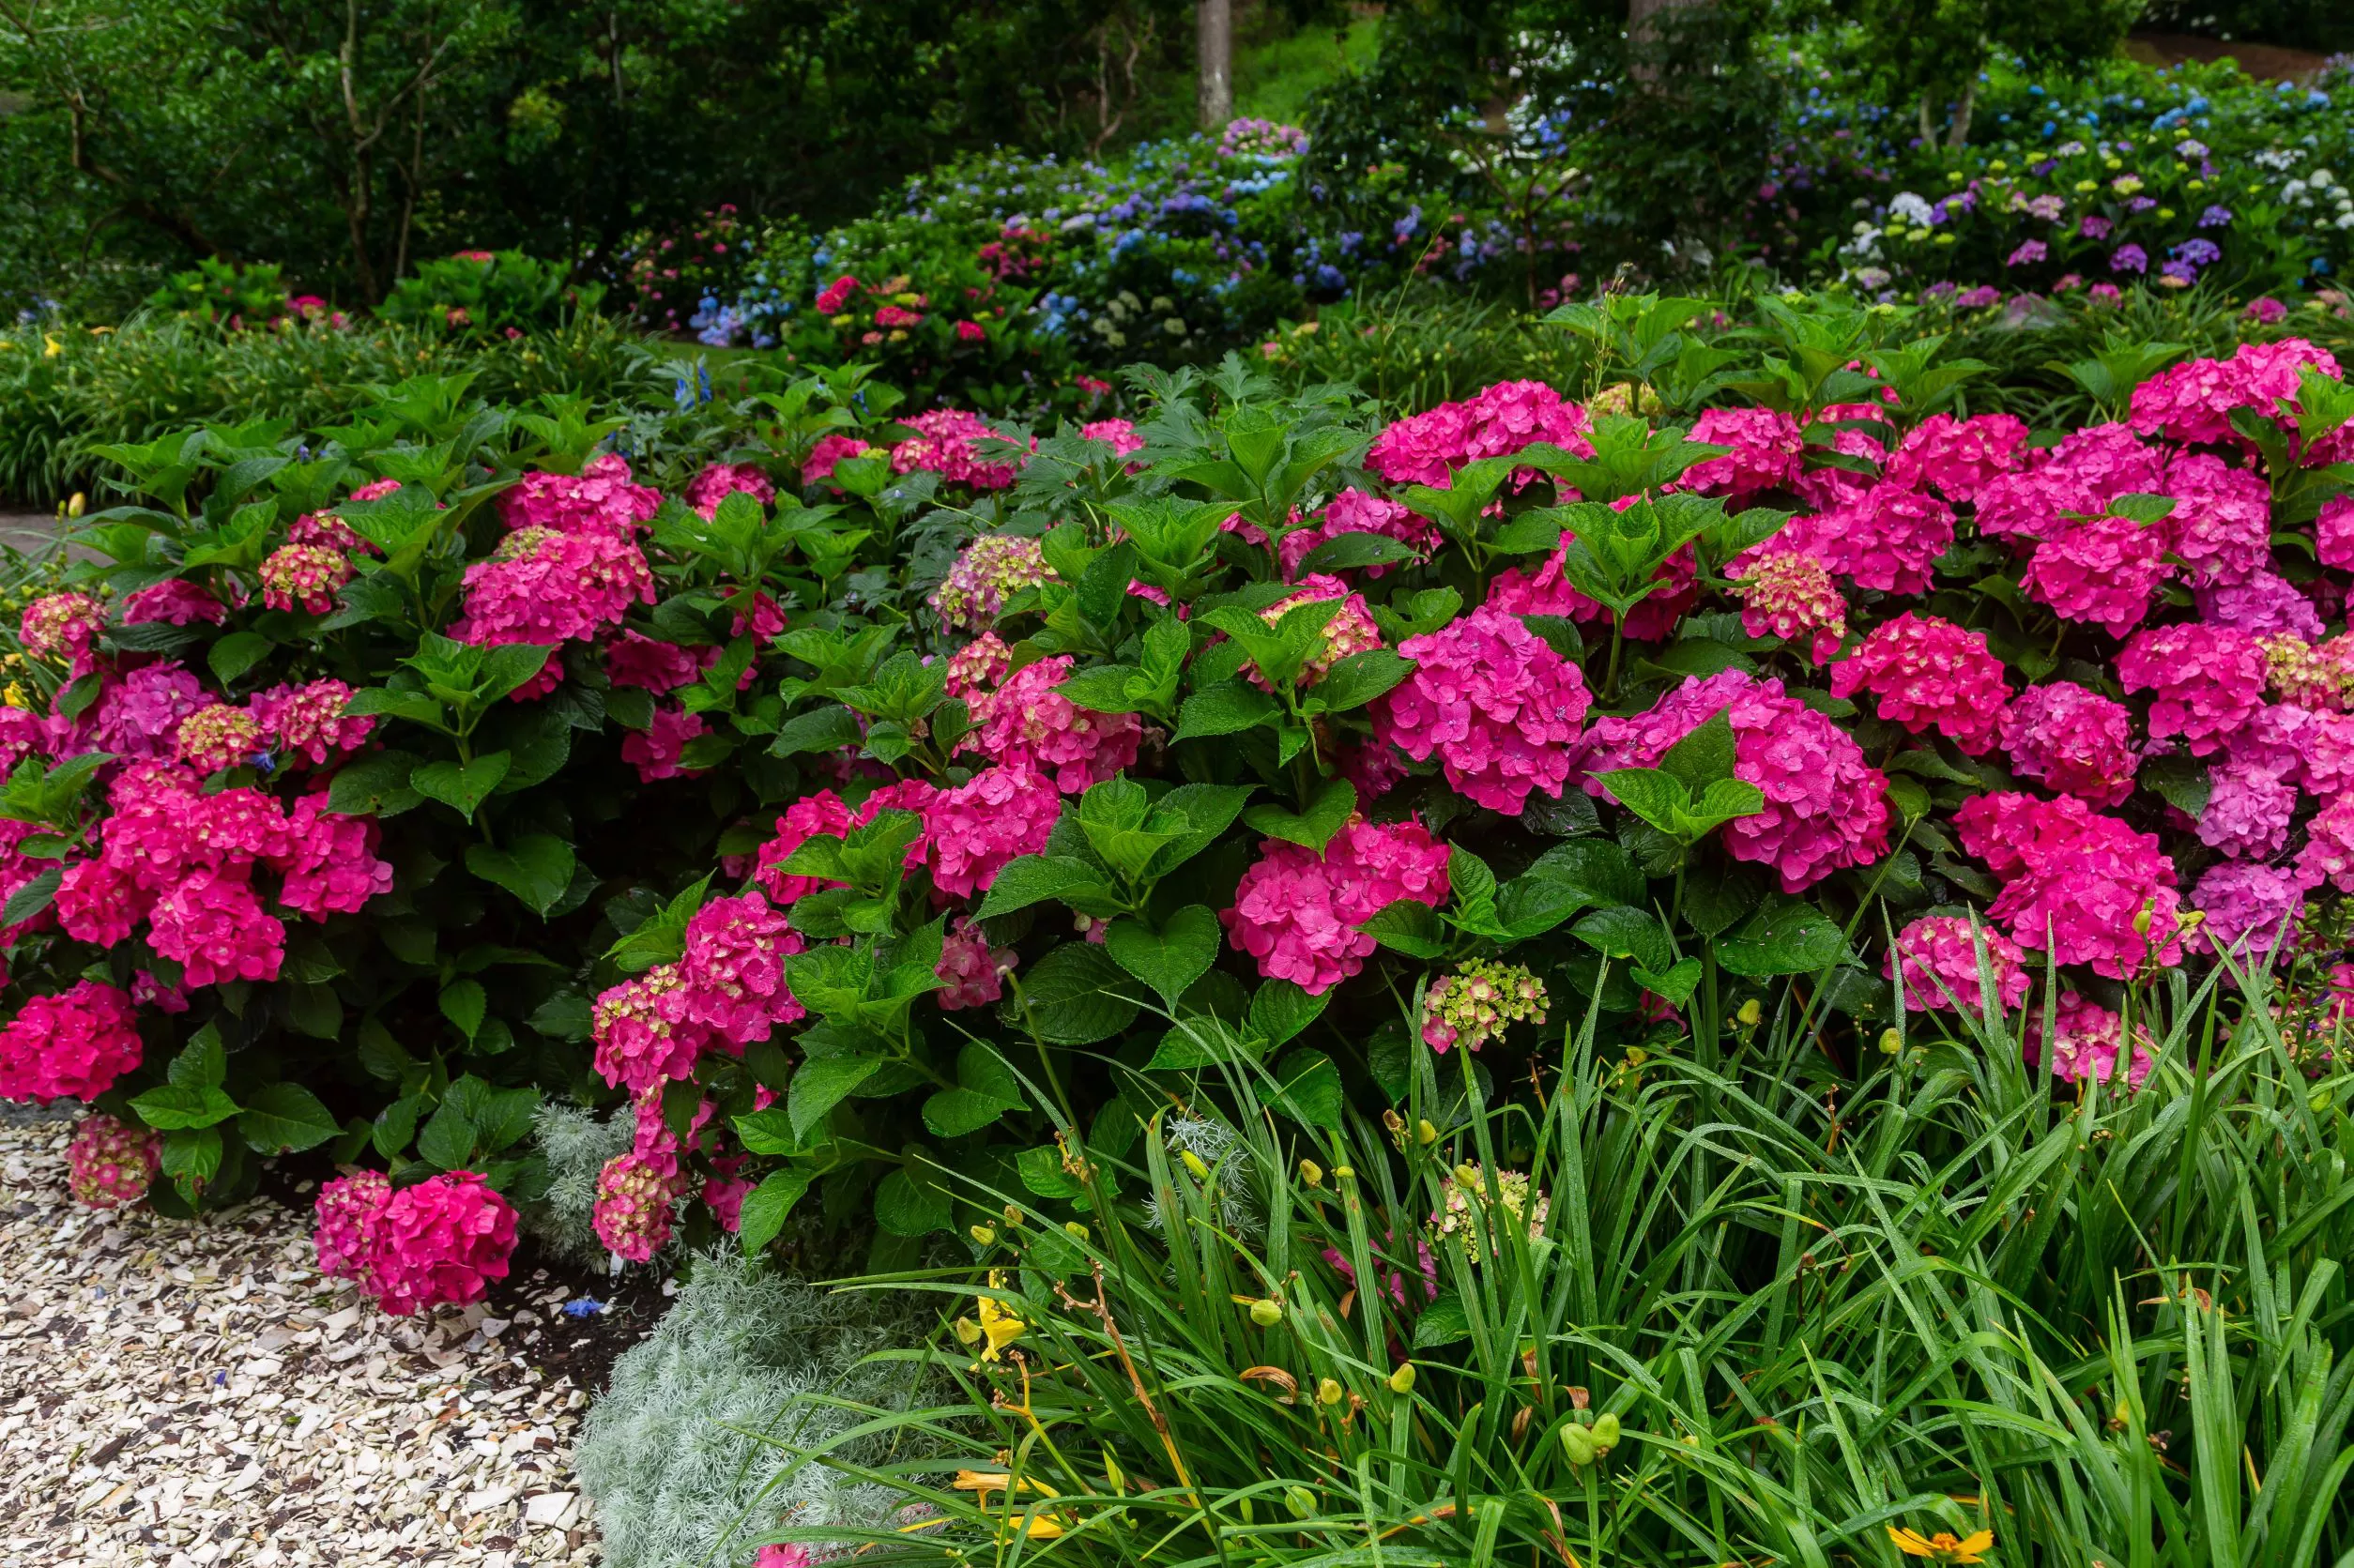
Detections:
[1774, 482, 1953, 596]
[2022, 513, 2171, 636]
[2130, 339, 2342, 447]
[68, 1114, 160, 1210]
[1885, 413, 2029, 502]
[592, 1152, 678, 1263]
[1999, 682, 2136, 805]
[271, 794, 394, 918]
[1246, 575, 1383, 688]
[1079, 418, 1145, 457]
[121, 578, 226, 627]
[2117, 623, 2267, 756]
[925, 766, 1061, 898]
[251, 679, 374, 766]
[891, 409, 1020, 490]
[1222, 816, 1450, 994]
[1971, 465, 2102, 543]
[176, 703, 264, 773]
[604, 631, 714, 693]
[801, 434, 876, 489]
[754, 791, 860, 906]
[591, 964, 700, 1093]
[289, 510, 375, 555]
[678, 891, 806, 1048]
[147, 867, 285, 986]
[1732, 547, 1846, 662]
[1829, 612, 2009, 754]
[313, 1171, 392, 1290]
[943, 633, 1012, 699]
[89, 664, 208, 761]
[936, 916, 1014, 1009]
[2201, 571, 2325, 641]
[1365, 380, 1591, 486]
[2163, 451, 2271, 586]
[702, 1166, 751, 1233]
[20, 591, 105, 666]
[959, 655, 1140, 793]
[1377, 606, 1592, 813]
[2319, 495, 2354, 572]
[1488, 533, 1697, 641]
[0, 981, 142, 1103]
[1680, 407, 1804, 500]
[259, 542, 354, 615]
[2298, 792, 2354, 893]
[1886, 915, 2029, 1016]
[2026, 992, 2152, 1090]
[621, 707, 710, 783]
[369, 1171, 517, 1316]
[452, 525, 655, 693]
[1277, 488, 1434, 579]
[2189, 860, 2316, 967]
[684, 462, 775, 520]
[2200, 752, 2298, 859]
[497, 453, 662, 538]
[1577, 670, 1890, 891]
[1954, 792, 2181, 978]
[929, 534, 1056, 630]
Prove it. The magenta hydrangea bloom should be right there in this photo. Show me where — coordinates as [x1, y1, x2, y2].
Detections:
[2130, 339, 2343, 447]
[1999, 682, 2136, 805]
[2026, 992, 2152, 1090]
[2200, 571, 2326, 641]
[592, 963, 700, 1093]
[592, 1152, 678, 1263]
[678, 891, 806, 1048]
[802, 433, 876, 488]
[944, 632, 1012, 699]
[1886, 914, 2029, 1016]
[2189, 860, 2316, 967]
[1681, 407, 1804, 500]
[2163, 451, 2271, 586]
[1247, 575, 1383, 688]
[937, 916, 1014, 1010]
[497, 453, 662, 538]
[1576, 670, 1890, 891]
[1222, 816, 1450, 994]
[1733, 547, 1847, 662]
[2199, 749, 2299, 859]
[313, 1171, 392, 1290]
[1079, 418, 1145, 457]
[0, 981, 142, 1104]
[176, 703, 265, 773]
[452, 525, 655, 693]
[929, 534, 1057, 630]
[68, 1114, 160, 1210]
[754, 790, 860, 906]
[1776, 482, 1953, 596]
[684, 462, 775, 521]
[2117, 623, 2267, 756]
[288, 510, 375, 555]
[1972, 466, 2100, 543]
[89, 664, 208, 761]
[1278, 489, 1435, 580]
[20, 591, 105, 666]
[2319, 495, 2354, 572]
[1377, 606, 1592, 813]
[251, 678, 374, 766]
[621, 706, 710, 783]
[1365, 379, 1591, 486]
[2297, 792, 2354, 893]
[273, 794, 394, 919]
[259, 542, 354, 615]
[2022, 513, 2172, 636]
[121, 578, 226, 627]
[604, 630, 714, 693]
[925, 766, 1062, 899]
[147, 867, 285, 986]
[1954, 792, 2182, 978]
[369, 1171, 518, 1316]
[960, 654, 1140, 792]
[1885, 412, 2029, 503]
[1828, 612, 2009, 755]
[892, 409, 1020, 490]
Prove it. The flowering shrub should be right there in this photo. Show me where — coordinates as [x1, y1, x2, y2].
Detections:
[4, 292, 2353, 1329]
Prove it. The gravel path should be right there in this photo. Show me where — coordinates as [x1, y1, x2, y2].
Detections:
[0, 1117, 613, 1567]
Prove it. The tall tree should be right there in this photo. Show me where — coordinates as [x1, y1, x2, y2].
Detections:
[1197, 0, 1230, 129]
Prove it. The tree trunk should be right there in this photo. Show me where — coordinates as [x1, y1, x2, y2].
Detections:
[1626, 0, 1701, 85]
[1197, 0, 1230, 132]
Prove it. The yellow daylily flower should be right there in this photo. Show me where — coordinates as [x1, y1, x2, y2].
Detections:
[975, 1275, 1027, 1362]
[1888, 1526, 1995, 1564]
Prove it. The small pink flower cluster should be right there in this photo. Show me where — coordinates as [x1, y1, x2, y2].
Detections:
[2116, 623, 2268, 756]
[1078, 419, 1145, 457]
[959, 655, 1141, 791]
[1971, 421, 2162, 541]
[497, 452, 662, 537]
[313, 1170, 518, 1315]
[2000, 682, 2137, 805]
[258, 542, 354, 616]
[122, 578, 227, 628]
[1680, 407, 1803, 500]
[1885, 915, 2028, 1016]
[592, 893, 807, 1094]
[1731, 547, 1846, 662]
[604, 630, 715, 693]
[802, 434, 879, 489]
[621, 707, 711, 783]
[20, 591, 105, 670]
[1775, 483, 1955, 597]
[1377, 606, 1592, 813]
[923, 766, 1060, 898]
[684, 462, 775, 520]
[2189, 860, 2316, 967]
[1578, 671, 1890, 892]
[936, 917, 1014, 1010]
[593, 1152, 680, 1262]
[67, 1114, 160, 1209]
[1365, 380, 1591, 487]
[2022, 512, 2170, 635]
[250, 678, 374, 766]
[176, 703, 264, 772]
[2026, 992, 2152, 1090]
[1251, 575, 1383, 687]
[943, 632, 1012, 698]
[2129, 339, 2343, 448]
[892, 409, 1019, 491]
[88, 664, 209, 760]
[1278, 489, 1434, 580]
[1885, 413, 2030, 503]
[288, 509, 374, 555]
[929, 534, 1056, 630]
[1223, 816, 1450, 994]
[1956, 792, 2181, 978]
[0, 981, 143, 1103]
[1421, 959, 1547, 1052]
[1829, 613, 2009, 754]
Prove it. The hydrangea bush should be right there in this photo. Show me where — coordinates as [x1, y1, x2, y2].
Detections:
[3, 290, 2353, 1320]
